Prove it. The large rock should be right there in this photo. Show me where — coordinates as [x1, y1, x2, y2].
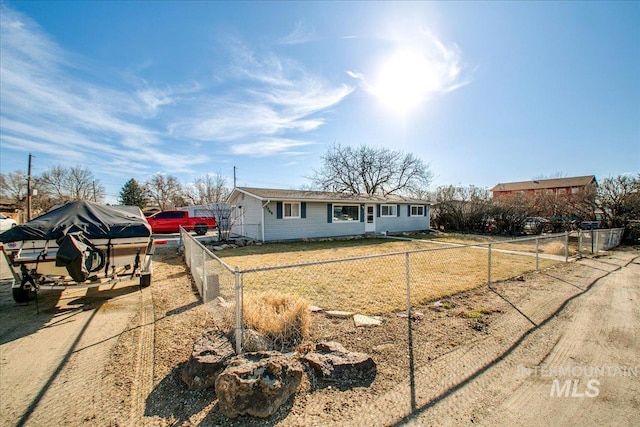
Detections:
[302, 341, 376, 383]
[227, 328, 274, 352]
[181, 329, 235, 390]
[215, 351, 304, 418]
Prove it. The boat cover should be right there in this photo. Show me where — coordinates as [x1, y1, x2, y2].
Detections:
[0, 201, 152, 243]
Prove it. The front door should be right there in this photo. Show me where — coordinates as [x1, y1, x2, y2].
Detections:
[365, 204, 375, 233]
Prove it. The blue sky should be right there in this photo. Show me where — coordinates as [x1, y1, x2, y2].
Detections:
[1, 1, 638, 203]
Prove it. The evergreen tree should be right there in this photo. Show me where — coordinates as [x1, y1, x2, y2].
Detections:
[119, 178, 147, 208]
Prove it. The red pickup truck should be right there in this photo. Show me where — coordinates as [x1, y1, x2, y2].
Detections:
[146, 210, 216, 235]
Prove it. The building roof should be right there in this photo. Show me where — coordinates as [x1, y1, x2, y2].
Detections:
[490, 175, 597, 192]
[230, 187, 430, 204]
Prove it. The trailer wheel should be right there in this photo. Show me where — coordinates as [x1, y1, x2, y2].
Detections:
[140, 273, 151, 288]
[12, 286, 36, 303]
[194, 224, 207, 235]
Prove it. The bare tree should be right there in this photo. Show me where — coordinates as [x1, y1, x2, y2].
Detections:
[432, 185, 492, 232]
[491, 193, 533, 235]
[182, 173, 236, 241]
[183, 173, 230, 205]
[36, 165, 105, 209]
[146, 174, 184, 211]
[597, 174, 640, 227]
[0, 170, 28, 205]
[309, 143, 433, 196]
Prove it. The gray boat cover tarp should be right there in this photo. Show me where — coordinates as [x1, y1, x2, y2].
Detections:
[0, 201, 152, 243]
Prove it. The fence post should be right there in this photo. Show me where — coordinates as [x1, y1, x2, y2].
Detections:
[591, 229, 595, 254]
[234, 267, 243, 354]
[202, 247, 207, 303]
[405, 252, 411, 315]
[535, 237, 539, 271]
[564, 231, 569, 262]
[578, 230, 582, 255]
[487, 243, 492, 286]
[405, 251, 417, 413]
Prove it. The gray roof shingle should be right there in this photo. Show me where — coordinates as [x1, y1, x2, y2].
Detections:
[232, 187, 430, 204]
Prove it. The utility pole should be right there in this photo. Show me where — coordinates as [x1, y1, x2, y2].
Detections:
[233, 166, 237, 188]
[27, 153, 33, 221]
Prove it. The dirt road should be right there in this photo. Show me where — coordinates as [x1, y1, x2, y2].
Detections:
[0, 246, 637, 426]
[0, 281, 146, 426]
[345, 248, 639, 426]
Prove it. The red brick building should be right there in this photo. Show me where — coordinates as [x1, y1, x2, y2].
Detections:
[490, 175, 597, 199]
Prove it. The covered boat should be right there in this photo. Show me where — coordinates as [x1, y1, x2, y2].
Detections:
[0, 201, 157, 302]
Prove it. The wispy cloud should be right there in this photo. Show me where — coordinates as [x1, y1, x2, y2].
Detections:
[0, 5, 353, 185]
[136, 85, 174, 118]
[277, 21, 316, 45]
[230, 138, 314, 157]
[0, 5, 201, 177]
[169, 39, 353, 142]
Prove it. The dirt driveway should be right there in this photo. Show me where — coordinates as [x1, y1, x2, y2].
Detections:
[0, 246, 637, 426]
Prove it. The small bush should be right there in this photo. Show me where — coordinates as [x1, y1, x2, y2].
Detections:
[241, 292, 311, 351]
[542, 241, 566, 255]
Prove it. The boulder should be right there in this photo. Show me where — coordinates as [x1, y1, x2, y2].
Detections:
[181, 329, 235, 390]
[301, 341, 376, 383]
[215, 351, 304, 418]
[227, 328, 274, 352]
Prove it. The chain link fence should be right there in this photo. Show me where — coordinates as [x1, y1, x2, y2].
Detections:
[178, 228, 626, 422]
[179, 229, 594, 351]
[577, 228, 625, 254]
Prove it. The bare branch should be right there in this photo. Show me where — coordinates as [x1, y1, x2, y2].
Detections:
[309, 143, 432, 196]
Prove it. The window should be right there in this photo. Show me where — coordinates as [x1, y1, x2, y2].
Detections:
[333, 204, 359, 221]
[571, 187, 580, 194]
[380, 204, 397, 217]
[546, 189, 554, 195]
[558, 188, 567, 195]
[284, 202, 300, 218]
[411, 205, 424, 216]
[155, 211, 186, 219]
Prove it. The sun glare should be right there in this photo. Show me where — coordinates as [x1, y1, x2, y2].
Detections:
[372, 50, 440, 116]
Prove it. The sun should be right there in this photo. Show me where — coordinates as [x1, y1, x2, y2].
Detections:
[371, 50, 439, 115]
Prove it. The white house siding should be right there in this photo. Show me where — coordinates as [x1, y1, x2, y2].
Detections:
[263, 202, 429, 242]
[376, 205, 430, 234]
[228, 188, 430, 242]
[263, 201, 364, 241]
[229, 193, 263, 241]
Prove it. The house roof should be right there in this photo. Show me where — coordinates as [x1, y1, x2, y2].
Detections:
[490, 175, 597, 192]
[230, 187, 430, 204]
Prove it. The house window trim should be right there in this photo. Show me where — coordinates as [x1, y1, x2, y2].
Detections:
[410, 205, 425, 217]
[380, 204, 397, 217]
[332, 203, 360, 222]
[283, 202, 301, 219]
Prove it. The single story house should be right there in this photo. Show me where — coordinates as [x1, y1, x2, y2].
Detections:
[227, 187, 431, 242]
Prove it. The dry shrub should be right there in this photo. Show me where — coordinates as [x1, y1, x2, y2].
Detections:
[542, 241, 566, 255]
[242, 292, 311, 350]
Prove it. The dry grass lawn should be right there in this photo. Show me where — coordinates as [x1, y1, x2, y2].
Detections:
[213, 236, 564, 316]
